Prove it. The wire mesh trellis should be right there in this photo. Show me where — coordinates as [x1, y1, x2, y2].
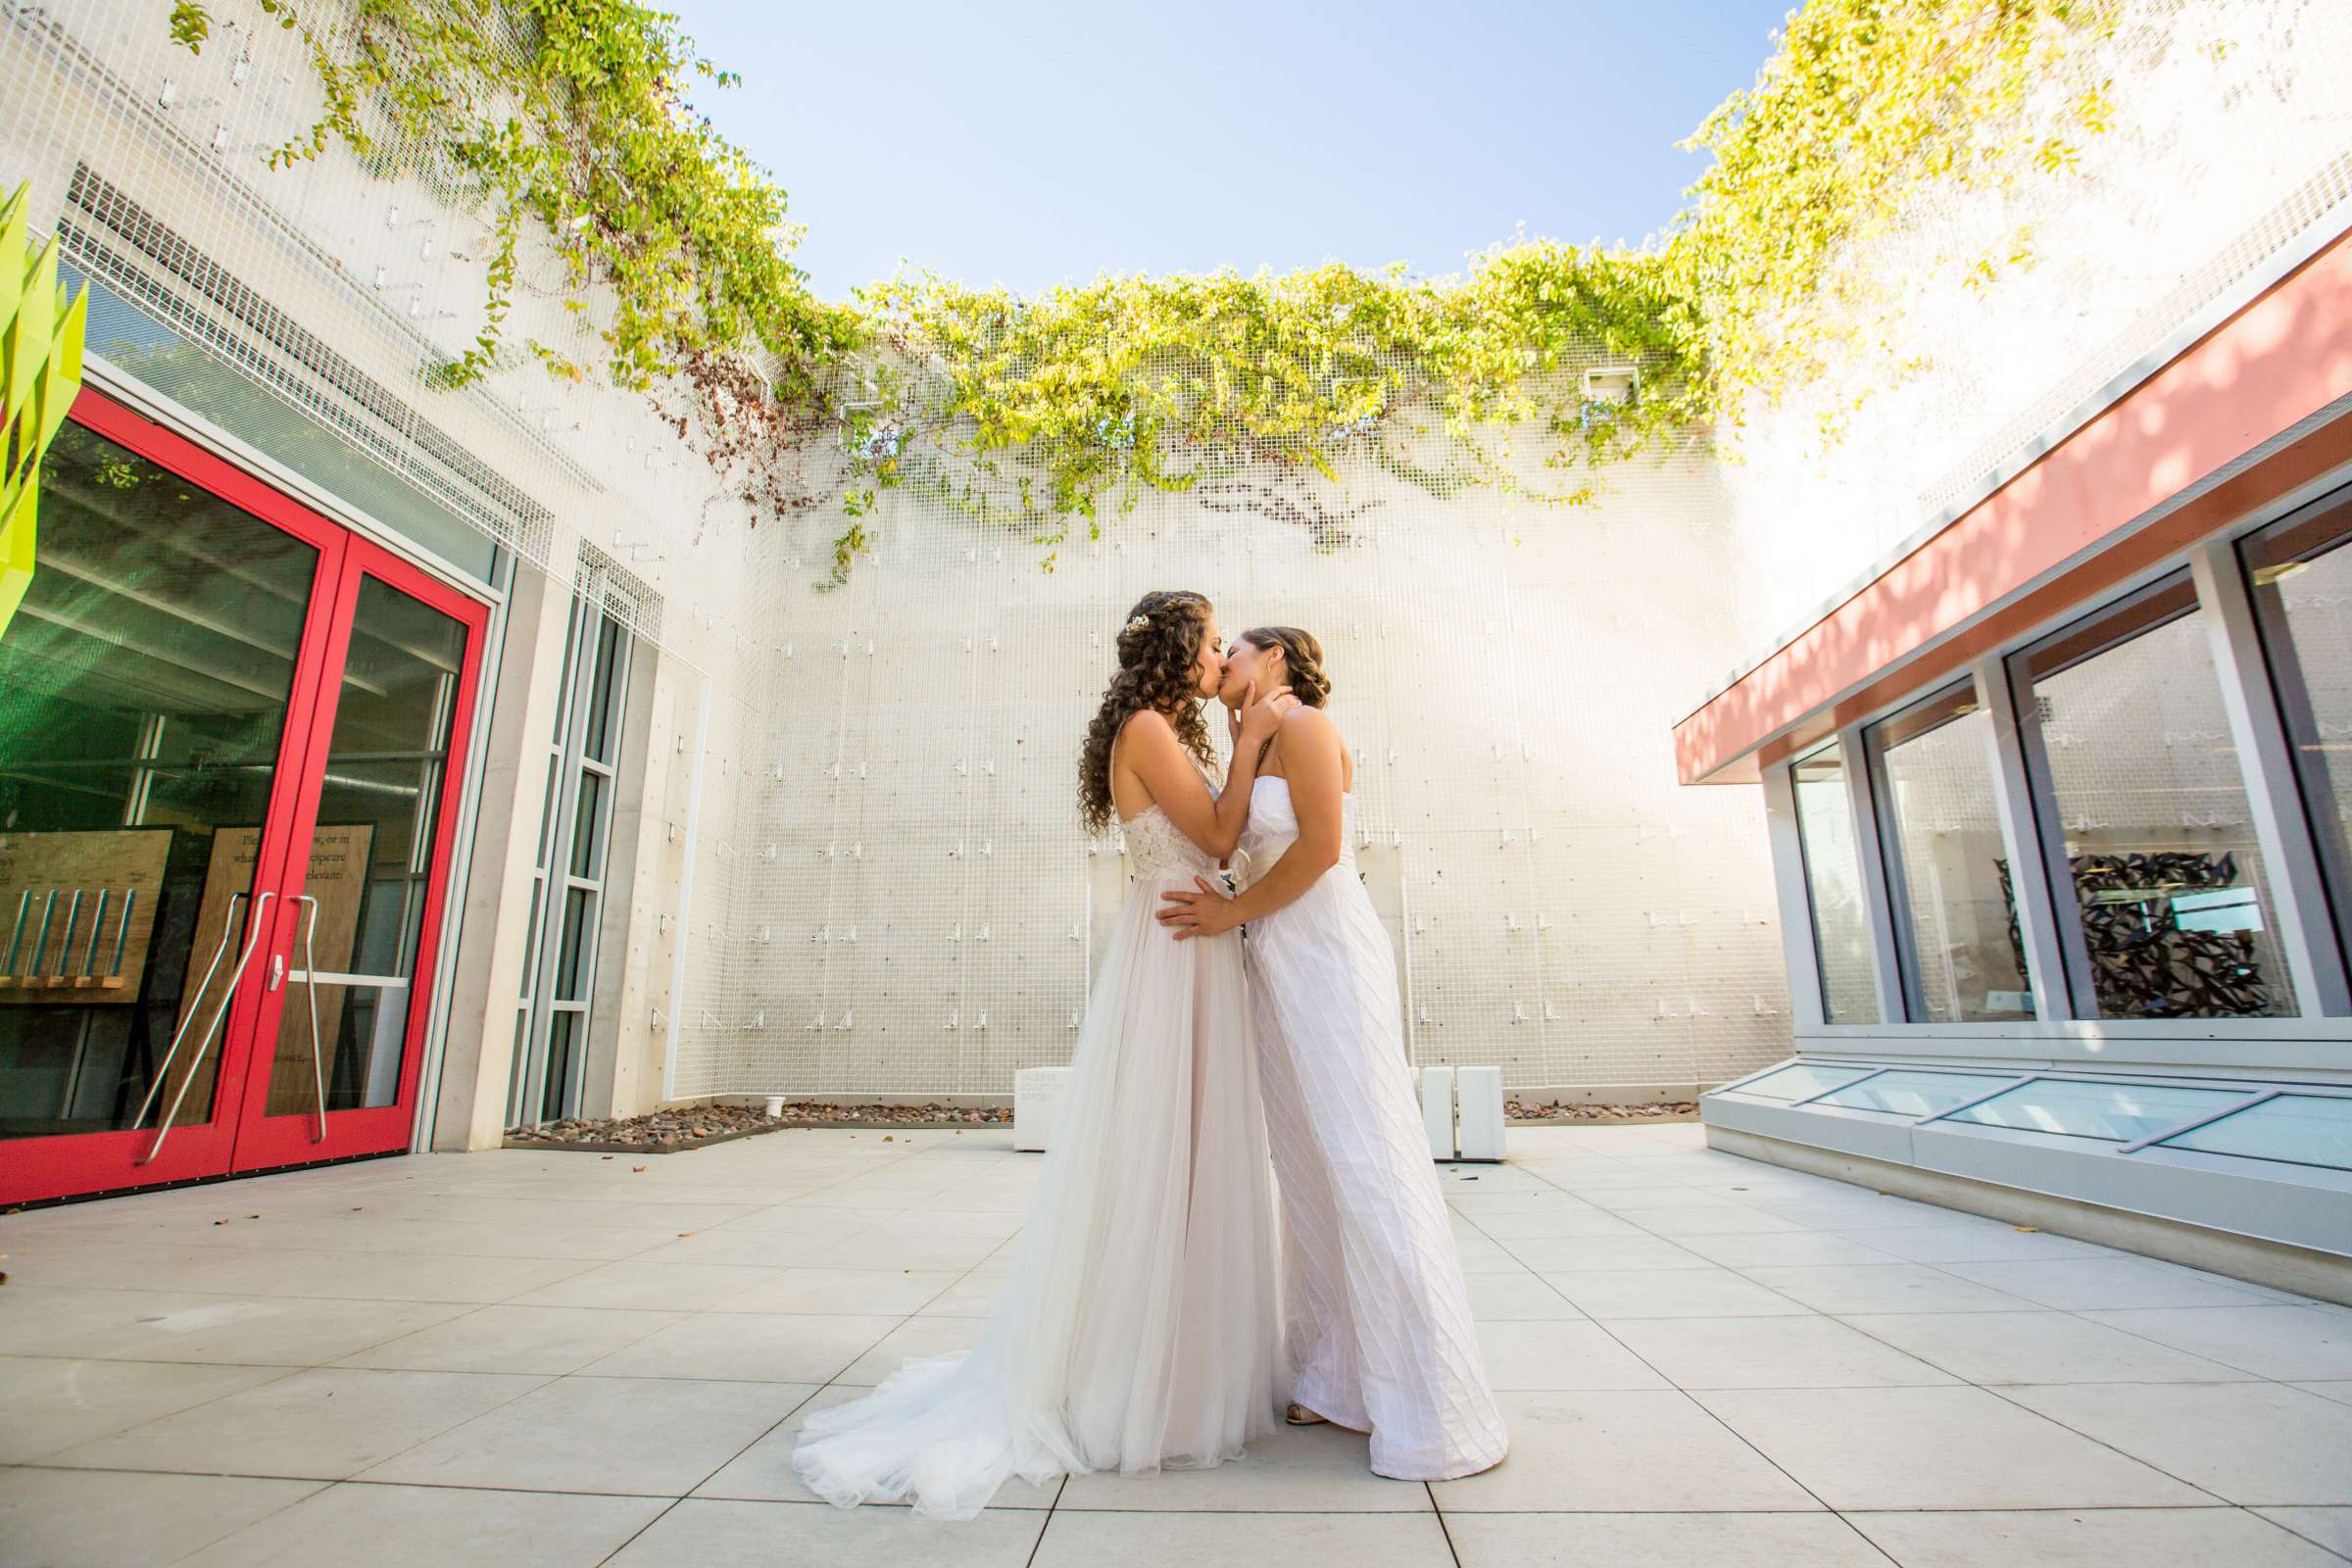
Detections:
[2, 0, 2344, 1102]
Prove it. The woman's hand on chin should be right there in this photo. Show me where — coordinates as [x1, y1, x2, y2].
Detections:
[1156, 876, 1240, 941]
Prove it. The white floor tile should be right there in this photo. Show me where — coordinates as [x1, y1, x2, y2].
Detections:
[334, 1303, 687, 1374]
[1427, 1391, 1821, 1513]
[1691, 1385, 2215, 1509]
[1603, 1314, 1959, 1389]
[1942, 1257, 2277, 1310]
[2076, 1305, 2352, 1381]
[581, 1311, 902, 1383]
[2256, 1507, 2352, 1559]
[0, 1357, 296, 1463]
[1034, 1509, 1456, 1567]
[1538, 1266, 1812, 1319]
[1841, 1309, 2257, 1386]
[1847, 1506, 2346, 1567]
[1464, 1273, 1586, 1320]
[1475, 1320, 1671, 1390]
[1739, 1262, 2033, 1315]
[0, 1465, 321, 1568]
[613, 1496, 1043, 1566]
[1444, 1511, 1892, 1567]
[361, 1374, 811, 1494]
[2003, 1382, 2352, 1505]
[174, 1482, 667, 1568]
[45, 1366, 547, 1480]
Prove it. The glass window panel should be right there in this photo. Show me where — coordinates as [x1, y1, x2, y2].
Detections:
[2160, 1095, 2352, 1171]
[1, 421, 318, 1140]
[541, 1009, 577, 1121]
[506, 1007, 529, 1126]
[1727, 1062, 1876, 1102]
[517, 876, 545, 1001]
[2241, 498, 2352, 969]
[1869, 689, 2034, 1022]
[1816, 1070, 2003, 1117]
[584, 616, 623, 765]
[552, 600, 582, 748]
[533, 756, 561, 871]
[68, 270, 496, 581]
[1947, 1079, 2242, 1142]
[2020, 577, 2293, 1018]
[266, 576, 466, 1118]
[568, 770, 605, 880]
[555, 886, 594, 1002]
[1792, 745, 1881, 1024]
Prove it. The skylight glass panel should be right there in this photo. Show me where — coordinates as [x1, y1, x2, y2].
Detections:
[1945, 1079, 2243, 1142]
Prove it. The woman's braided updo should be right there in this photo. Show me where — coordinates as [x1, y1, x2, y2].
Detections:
[1239, 625, 1331, 708]
[1077, 590, 1218, 835]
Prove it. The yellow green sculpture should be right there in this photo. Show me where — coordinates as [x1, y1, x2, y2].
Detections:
[1, 180, 89, 641]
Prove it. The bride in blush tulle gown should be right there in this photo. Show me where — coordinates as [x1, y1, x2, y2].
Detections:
[791, 589, 1298, 1521]
[1159, 625, 1509, 1482]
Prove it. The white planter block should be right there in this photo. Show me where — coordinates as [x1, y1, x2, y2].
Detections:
[1013, 1066, 1070, 1152]
[1420, 1066, 1456, 1160]
[1456, 1065, 1505, 1161]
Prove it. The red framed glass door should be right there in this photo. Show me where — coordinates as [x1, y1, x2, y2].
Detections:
[227, 536, 485, 1174]
[0, 388, 484, 1204]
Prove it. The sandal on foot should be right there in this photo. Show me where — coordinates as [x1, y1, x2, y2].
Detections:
[1285, 1402, 1328, 1427]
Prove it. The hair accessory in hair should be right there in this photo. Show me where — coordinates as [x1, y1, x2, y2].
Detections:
[1124, 613, 1151, 635]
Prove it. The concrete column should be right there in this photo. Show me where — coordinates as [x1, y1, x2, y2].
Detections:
[430, 564, 571, 1151]
[589, 644, 689, 1118]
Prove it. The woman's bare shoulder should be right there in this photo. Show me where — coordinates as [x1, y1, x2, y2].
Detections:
[1279, 706, 1340, 747]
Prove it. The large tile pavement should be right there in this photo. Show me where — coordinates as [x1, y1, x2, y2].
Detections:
[3, 1121, 2347, 1566]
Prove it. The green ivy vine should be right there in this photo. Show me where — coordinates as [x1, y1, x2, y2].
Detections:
[165, 0, 2125, 585]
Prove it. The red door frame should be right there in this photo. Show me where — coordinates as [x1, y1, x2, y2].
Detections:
[226, 530, 488, 1175]
[0, 387, 486, 1203]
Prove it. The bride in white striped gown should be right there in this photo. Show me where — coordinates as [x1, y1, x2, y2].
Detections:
[1158, 624, 1510, 1482]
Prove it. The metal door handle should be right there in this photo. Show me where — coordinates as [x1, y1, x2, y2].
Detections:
[294, 894, 325, 1142]
[138, 890, 273, 1164]
[132, 891, 244, 1131]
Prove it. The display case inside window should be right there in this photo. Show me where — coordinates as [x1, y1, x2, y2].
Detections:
[2013, 575, 2294, 1018]
[1865, 687, 2034, 1022]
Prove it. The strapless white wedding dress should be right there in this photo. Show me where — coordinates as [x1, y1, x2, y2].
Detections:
[1240, 775, 1509, 1479]
[791, 802, 1284, 1520]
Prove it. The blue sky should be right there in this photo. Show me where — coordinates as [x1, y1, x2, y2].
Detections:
[675, 0, 1795, 301]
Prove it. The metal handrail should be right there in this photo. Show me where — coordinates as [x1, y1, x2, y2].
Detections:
[130, 890, 244, 1130]
[295, 894, 325, 1142]
[137, 890, 272, 1164]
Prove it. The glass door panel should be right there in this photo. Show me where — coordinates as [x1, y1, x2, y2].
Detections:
[233, 548, 483, 1170]
[0, 402, 341, 1202]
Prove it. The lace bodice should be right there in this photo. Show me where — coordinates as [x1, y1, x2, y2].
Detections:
[1120, 803, 1223, 879]
[1238, 777, 1357, 884]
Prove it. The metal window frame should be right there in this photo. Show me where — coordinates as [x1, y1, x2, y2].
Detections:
[1759, 479, 2352, 1065]
[2232, 493, 2352, 974]
[509, 585, 634, 1126]
[1859, 681, 2013, 1025]
[2190, 534, 2352, 1016]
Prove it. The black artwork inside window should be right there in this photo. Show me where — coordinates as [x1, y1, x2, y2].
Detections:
[1999, 854, 2271, 1019]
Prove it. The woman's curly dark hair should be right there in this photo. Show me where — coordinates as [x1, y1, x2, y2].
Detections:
[1078, 590, 1218, 835]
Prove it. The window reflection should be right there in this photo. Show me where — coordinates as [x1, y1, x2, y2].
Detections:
[2016, 576, 2293, 1018]
[1867, 687, 2034, 1022]
[1791, 744, 1880, 1023]
[2241, 494, 2352, 973]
